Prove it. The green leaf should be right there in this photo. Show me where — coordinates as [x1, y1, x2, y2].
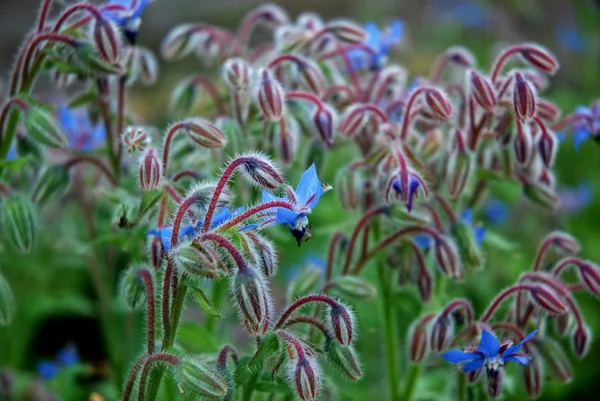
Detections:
[177, 320, 220, 353]
[191, 286, 224, 319]
[0, 155, 33, 171]
[68, 91, 97, 108]
[254, 375, 289, 393]
[247, 332, 279, 371]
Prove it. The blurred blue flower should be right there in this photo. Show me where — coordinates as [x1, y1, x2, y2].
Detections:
[484, 198, 509, 224]
[286, 254, 326, 281]
[459, 208, 486, 245]
[56, 344, 79, 367]
[433, 0, 488, 29]
[348, 20, 403, 71]
[564, 104, 600, 150]
[58, 105, 106, 151]
[558, 183, 593, 214]
[103, 0, 152, 43]
[442, 329, 537, 372]
[6, 144, 17, 160]
[555, 26, 586, 53]
[261, 163, 325, 246]
[37, 361, 60, 381]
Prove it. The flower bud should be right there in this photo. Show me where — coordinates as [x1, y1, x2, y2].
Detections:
[93, 18, 122, 65]
[430, 315, 452, 352]
[338, 104, 370, 138]
[175, 242, 220, 279]
[329, 276, 376, 300]
[297, 59, 326, 96]
[571, 325, 591, 358]
[138, 148, 162, 190]
[538, 338, 572, 382]
[223, 57, 252, 89]
[257, 68, 285, 121]
[31, 165, 71, 206]
[324, 339, 362, 380]
[232, 267, 269, 329]
[529, 284, 568, 315]
[290, 355, 321, 401]
[0, 195, 36, 253]
[521, 174, 559, 209]
[177, 357, 228, 398]
[161, 24, 200, 60]
[238, 153, 284, 190]
[434, 237, 462, 279]
[486, 367, 504, 398]
[184, 118, 227, 148]
[328, 302, 354, 346]
[537, 127, 556, 168]
[245, 232, 277, 277]
[555, 313, 571, 336]
[416, 268, 432, 302]
[326, 19, 367, 44]
[313, 105, 336, 147]
[122, 126, 149, 153]
[469, 70, 497, 111]
[74, 42, 123, 75]
[450, 220, 484, 270]
[579, 262, 600, 296]
[0, 273, 15, 325]
[272, 117, 299, 165]
[536, 99, 561, 121]
[424, 88, 453, 122]
[513, 72, 536, 121]
[253, 3, 289, 28]
[118, 265, 151, 310]
[409, 318, 430, 362]
[522, 357, 542, 398]
[520, 44, 559, 75]
[446, 46, 476, 67]
[24, 107, 68, 148]
[447, 147, 472, 198]
[287, 264, 322, 301]
[136, 46, 159, 86]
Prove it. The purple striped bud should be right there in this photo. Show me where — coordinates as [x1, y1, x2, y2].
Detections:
[430, 315, 452, 352]
[253, 3, 289, 28]
[537, 126, 556, 168]
[122, 126, 149, 153]
[232, 267, 269, 330]
[338, 104, 370, 138]
[409, 317, 431, 362]
[273, 119, 299, 165]
[239, 152, 284, 190]
[257, 68, 285, 121]
[245, 231, 277, 277]
[549, 231, 580, 254]
[177, 357, 228, 398]
[522, 358, 542, 398]
[513, 124, 533, 166]
[520, 173, 560, 209]
[513, 72, 536, 121]
[330, 276, 376, 300]
[434, 237, 462, 279]
[424, 88, 453, 122]
[326, 19, 367, 44]
[469, 70, 497, 111]
[520, 44, 559, 75]
[486, 367, 504, 398]
[223, 58, 251, 89]
[313, 105, 336, 147]
[131, 46, 158, 86]
[32, 165, 71, 206]
[325, 340, 362, 380]
[297, 59, 326, 96]
[185, 118, 227, 148]
[446, 46, 476, 67]
[328, 302, 354, 346]
[368, 65, 407, 104]
[416, 269, 432, 302]
[138, 148, 162, 190]
[161, 24, 201, 60]
[572, 325, 591, 358]
[93, 18, 121, 65]
[555, 313, 571, 336]
[290, 355, 321, 401]
[579, 262, 600, 296]
[529, 284, 568, 315]
[536, 99, 561, 121]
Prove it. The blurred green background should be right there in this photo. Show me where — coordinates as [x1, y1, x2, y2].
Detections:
[1, 0, 599, 400]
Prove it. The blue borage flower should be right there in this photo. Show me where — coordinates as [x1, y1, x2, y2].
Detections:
[348, 20, 403, 71]
[558, 103, 600, 150]
[484, 198, 509, 225]
[555, 26, 586, 53]
[103, 0, 152, 43]
[58, 105, 106, 151]
[442, 329, 537, 391]
[147, 207, 245, 252]
[558, 182, 593, 214]
[36, 344, 79, 381]
[413, 208, 484, 248]
[260, 163, 327, 246]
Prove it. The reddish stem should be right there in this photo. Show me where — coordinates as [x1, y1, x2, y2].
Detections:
[36, 0, 54, 31]
[139, 268, 155, 354]
[268, 53, 305, 69]
[22, 33, 80, 82]
[275, 294, 339, 328]
[491, 46, 522, 83]
[440, 299, 474, 324]
[481, 283, 540, 323]
[336, 41, 362, 98]
[551, 112, 589, 132]
[277, 331, 307, 359]
[122, 353, 148, 401]
[161, 121, 187, 176]
[173, 169, 203, 182]
[552, 256, 585, 276]
[342, 206, 387, 274]
[217, 345, 239, 370]
[64, 155, 117, 185]
[216, 200, 295, 231]
[323, 84, 356, 101]
[284, 315, 329, 335]
[200, 232, 248, 272]
[400, 86, 428, 140]
[286, 91, 324, 108]
[434, 195, 459, 223]
[52, 3, 104, 32]
[136, 353, 180, 401]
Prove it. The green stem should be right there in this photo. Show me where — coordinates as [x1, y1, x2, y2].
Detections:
[458, 371, 467, 401]
[206, 278, 225, 333]
[403, 363, 422, 401]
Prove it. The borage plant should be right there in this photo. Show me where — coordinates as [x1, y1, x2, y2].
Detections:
[0, 1, 599, 400]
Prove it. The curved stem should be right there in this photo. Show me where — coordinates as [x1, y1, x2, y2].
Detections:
[161, 122, 187, 176]
[491, 46, 521, 83]
[342, 206, 386, 274]
[285, 91, 324, 108]
[52, 3, 104, 32]
[64, 155, 117, 185]
[283, 315, 329, 336]
[216, 200, 295, 231]
[136, 353, 180, 401]
[275, 294, 339, 328]
[200, 232, 248, 271]
[400, 87, 427, 140]
[480, 283, 539, 323]
[552, 257, 584, 276]
[440, 299, 474, 324]
[217, 345, 239, 370]
[172, 169, 203, 182]
[326, 232, 347, 281]
[122, 353, 148, 401]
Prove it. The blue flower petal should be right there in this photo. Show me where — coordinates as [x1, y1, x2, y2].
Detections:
[413, 234, 432, 249]
[364, 21, 381, 47]
[261, 189, 284, 203]
[501, 329, 537, 358]
[37, 361, 59, 380]
[473, 226, 486, 246]
[295, 163, 324, 208]
[442, 349, 478, 364]
[147, 224, 195, 252]
[275, 208, 300, 226]
[462, 358, 484, 372]
[503, 354, 531, 365]
[56, 345, 78, 367]
[388, 20, 403, 41]
[460, 208, 473, 224]
[484, 199, 509, 224]
[573, 127, 590, 150]
[478, 330, 501, 358]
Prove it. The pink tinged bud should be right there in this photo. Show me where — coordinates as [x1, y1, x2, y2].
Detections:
[223, 58, 252, 89]
[579, 262, 600, 296]
[161, 24, 200, 60]
[138, 148, 161, 190]
[430, 315, 452, 352]
[416, 269, 432, 302]
[239, 153, 284, 189]
[338, 104, 370, 138]
[424, 88, 453, 122]
[486, 368, 504, 399]
[536, 99, 561, 121]
[550, 232, 580, 254]
[151, 237, 163, 268]
[529, 284, 568, 315]
[328, 302, 354, 346]
[409, 321, 429, 362]
[447, 148, 472, 198]
[232, 267, 269, 329]
[434, 238, 462, 279]
[298, 60, 326, 96]
[537, 128, 556, 168]
[254, 3, 289, 28]
[293, 357, 321, 401]
[469, 70, 497, 111]
[513, 123, 533, 166]
[446, 46, 476, 67]
[245, 232, 277, 277]
[122, 126, 149, 153]
[571, 325, 591, 358]
[185, 118, 227, 148]
[520, 45, 559, 75]
[257, 68, 285, 121]
[522, 358, 542, 398]
[313, 106, 336, 147]
[326, 19, 367, 44]
[93, 18, 121, 65]
[513, 72, 537, 121]
[136, 47, 159, 86]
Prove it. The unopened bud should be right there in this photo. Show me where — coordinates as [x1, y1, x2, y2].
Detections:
[24, 108, 68, 148]
[0, 273, 15, 325]
[273, 118, 299, 165]
[177, 357, 229, 398]
[138, 148, 162, 190]
[297, 59, 326, 96]
[326, 19, 367, 44]
[338, 104, 370, 138]
[253, 3, 289, 28]
[185, 118, 228, 148]
[32, 165, 71, 206]
[416, 268, 433, 302]
[521, 174, 559, 209]
[290, 355, 321, 401]
[430, 315, 452, 352]
[529, 284, 568, 315]
[223, 58, 252, 89]
[571, 325, 591, 358]
[424, 88, 453, 122]
[469, 70, 497, 111]
[161, 24, 200, 60]
[136, 46, 159, 86]
[287, 264, 322, 301]
[513, 72, 536, 121]
[450, 219, 484, 270]
[536, 99, 561, 121]
[330, 276, 376, 300]
[579, 262, 600, 296]
[446, 46, 475, 67]
[555, 313, 571, 336]
[324, 339, 362, 380]
[122, 126, 149, 153]
[537, 127, 556, 168]
[522, 357, 542, 398]
[118, 265, 151, 310]
[175, 242, 220, 279]
[328, 302, 354, 346]
[486, 367, 504, 398]
[312, 105, 336, 147]
[93, 18, 122, 65]
[0, 195, 36, 253]
[238, 153, 284, 190]
[245, 232, 277, 277]
[232, 267, 269, 329]
[409, 318, 430, 362]
[434, 237, 462, 279]
[257, 68, 285, 121]
[520, 44, 559, 75]
[74, 42, 123, 75]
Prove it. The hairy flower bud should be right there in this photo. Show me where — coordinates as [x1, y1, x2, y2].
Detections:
[24, 107, 68, 148]
[236, 153, 284, 190]
[579, 262, 600, 296]
[122, 126, 149, 153]
[0, 195, 36, 253]
[0, 273, 15, 326]
[446, 46, 476, 67]
[324, 339, 362, 380]
[32, 165, 71, 206]
[175, 242, 220, 279]
[138, 148, 162, 190]
[289, 355, 321, 401]
[338, 104, 370, 137]
[297, 59, 326, 96]
[513, 72, 536, 121]
[223, 57, 252, 89]
[409, 318, 430, 362]
[245, 232, 277, 277]
[257, 68, 285, 121]
[232, 267, 269, 329]
[326, 19, 367, 44]
[424, 88, 453, 122]
[430, 315, 452, 352]
[416, 268, 433, 302]
[571, 325, 591, 358]
[328, 302, 354, 346]
[313, 105, 336, 147]
[434, 237, 462, 279]
[161, 24, 200, 60]
[126, 46, 158, 86]
[93, 18, 122, 65]
[253, 3, 290, 28]
[184, 118, 228, 148]
[536, 99, 561, 121]
[522, 357, 542, 398]
[287, 265, 322, 301]
[555, 313, 571, 337]
[177, 357, 228, 398]
[330, 276, 376, 300]
[514, 122, 533, 166]
[529, 284, 568, 315]
[74, 42, 123, 75]
[118, 265, 151, 310]
[447, 145, 472, 198]
[469, 70, 497, 111]
[520, 44, 559, 75]
[537, 126, 556, 168]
